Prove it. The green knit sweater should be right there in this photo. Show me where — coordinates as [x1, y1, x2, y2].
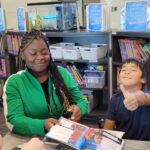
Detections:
[3, 67, 88, 136]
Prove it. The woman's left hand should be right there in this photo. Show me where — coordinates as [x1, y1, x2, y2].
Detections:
[67, 105, 82, 122]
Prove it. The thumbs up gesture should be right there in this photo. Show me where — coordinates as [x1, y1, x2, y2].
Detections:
[120, 84, 145, 111]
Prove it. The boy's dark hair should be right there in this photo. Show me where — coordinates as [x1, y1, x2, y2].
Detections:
[144, 57, 150, 90]
[120, 57, 145, 78]
[18, 29, 72, 114]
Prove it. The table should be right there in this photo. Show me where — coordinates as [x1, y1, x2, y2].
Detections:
[2, 133, 150, 150]
[2, 133, 56, 150]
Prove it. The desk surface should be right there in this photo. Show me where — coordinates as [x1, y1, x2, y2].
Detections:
[2, 133, 56, 150]
[2, 133, 150, 150]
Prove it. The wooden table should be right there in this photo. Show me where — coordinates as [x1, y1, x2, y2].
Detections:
[2, 133, 150, 150]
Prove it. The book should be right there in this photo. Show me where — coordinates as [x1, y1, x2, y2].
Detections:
[17, 7, 26, 31]
[86, 3, 110, 31]
[125, 0, 148, 31]
[0, 8, 6, 31]
[44, 117, 124, 150]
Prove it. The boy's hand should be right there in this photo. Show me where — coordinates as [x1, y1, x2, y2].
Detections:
[120, 84, 144, 111]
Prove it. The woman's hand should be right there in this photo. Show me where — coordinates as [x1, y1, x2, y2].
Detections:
[44, 118, 59, 131]
[67, 105, 82, 122]
[21, 138, 45, 150]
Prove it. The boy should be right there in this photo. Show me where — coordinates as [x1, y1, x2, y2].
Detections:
[104, 58, 150, 140]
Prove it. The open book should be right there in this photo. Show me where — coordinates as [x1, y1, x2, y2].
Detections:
[45, 117, 124, 150]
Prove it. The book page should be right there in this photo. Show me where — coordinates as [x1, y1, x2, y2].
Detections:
[46, 117, 89, 149]
[46, 125, 74, 143]
[45, 117, 124, 150]
[103, 129, 125, 139]
[100, 137, 123, 150]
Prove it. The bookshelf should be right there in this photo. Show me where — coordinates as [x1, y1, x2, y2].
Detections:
[44, 30, 112, 119]
[2, 30, 112, 126]
[5, 31, 24, 76]
[112, 31, 150, 92]
[0, 31, 7, 104]
[0, 32, 7, 79]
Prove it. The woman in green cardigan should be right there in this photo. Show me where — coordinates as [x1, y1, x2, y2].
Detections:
[3, 29, 88, 136]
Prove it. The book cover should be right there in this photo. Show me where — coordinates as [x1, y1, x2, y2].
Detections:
[125, 0, 148, 31]
[17, 7, 26, 31]
[0, 8, 6, 31]
[86, 3, 102, 31]
[45, 117, 124, 150]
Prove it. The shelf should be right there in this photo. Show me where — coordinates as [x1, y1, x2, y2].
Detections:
[79, 86, 108, 90]
[43, 30, 111, 38]
[112, 31, 150, 38]
[53, 57, 108, 64]
[28, 0, 76, 6]
[6, 30, 24, 35]
[113, 61, 122, 66]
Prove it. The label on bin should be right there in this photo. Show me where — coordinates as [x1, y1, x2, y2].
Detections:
[84, 71, 103, 77]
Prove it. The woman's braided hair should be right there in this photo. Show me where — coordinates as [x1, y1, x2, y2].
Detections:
[18, 29, 72, 114]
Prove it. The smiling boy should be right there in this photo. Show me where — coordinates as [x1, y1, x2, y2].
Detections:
[104, 58, 150, 140]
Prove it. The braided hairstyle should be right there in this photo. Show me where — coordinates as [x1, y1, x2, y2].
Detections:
[18, 29, 72, 114]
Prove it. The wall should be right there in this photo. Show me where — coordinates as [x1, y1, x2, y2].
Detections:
[101, 0, 125, 30]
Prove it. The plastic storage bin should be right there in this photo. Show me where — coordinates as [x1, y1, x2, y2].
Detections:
[84, 71, 105, 88]
[80, 44, 107, 61]
[49, 42, 74, 59]
[63, 46, 81, 60]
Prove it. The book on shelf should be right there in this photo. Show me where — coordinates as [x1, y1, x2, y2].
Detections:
[86, 3, 110, 31]
[125, 0, 148, 31]
[0, 59, 6, 77]
[0, 8, 6, 31]
[118, 39, 148, 61]
[44, 117, 124, 150]
[0, 35, 5, 55]
[6, 34, 22, 55]
[17, 7, 26, 31]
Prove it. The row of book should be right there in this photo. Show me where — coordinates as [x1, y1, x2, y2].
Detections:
[118, 39, 150, 61]
[66, 65, 85, 87]
[0, 35, 5, 55]
[57, 63, 85, 87]
[6, 34, 22, 55]
[0, 59, 6, 78]
[57, 64, 105, 88]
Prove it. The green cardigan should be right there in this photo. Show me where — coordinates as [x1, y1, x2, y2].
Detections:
[3, 67, 88, 136]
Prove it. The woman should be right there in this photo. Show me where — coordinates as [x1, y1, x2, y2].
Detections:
[3, 29, 88, 136]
